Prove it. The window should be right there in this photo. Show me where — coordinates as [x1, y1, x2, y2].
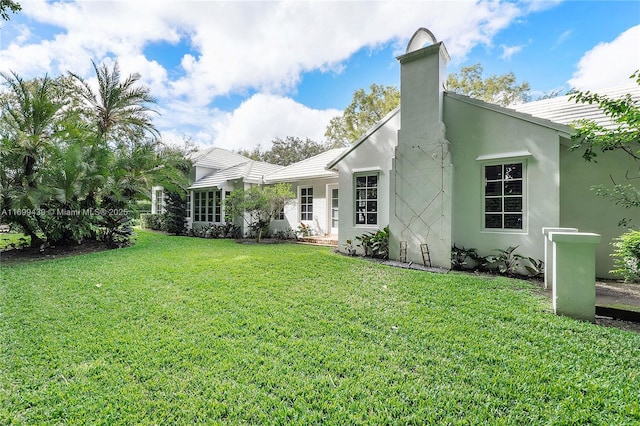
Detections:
[154, 189, 164, 214]
[483, 162, 525, 230]
[193, 191, 217, 222]
[355, 173, 378, 225]
[186, 193, 191, 218]
[215, 190, 222, 222]
[275, 207, 285, 221]
[300, 187, 313, 221]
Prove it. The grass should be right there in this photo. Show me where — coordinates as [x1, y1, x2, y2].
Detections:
[1, 230, 639, 424]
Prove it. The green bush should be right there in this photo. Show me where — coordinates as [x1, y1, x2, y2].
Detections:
[611, 230, 640, 282]
[140, 213, 164, 230]
[355, 226, 389, 259]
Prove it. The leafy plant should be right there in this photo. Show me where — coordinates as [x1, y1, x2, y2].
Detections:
[611, 229, 640, 282]
[296, 222, 313, 238]
[343, 239, 357, 256]
[487, 246, 524, 276]
[355, 226, 389, 259]
[451, 244, 481, 270]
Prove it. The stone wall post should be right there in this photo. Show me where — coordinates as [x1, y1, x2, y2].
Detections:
[548, 232, 601, 322]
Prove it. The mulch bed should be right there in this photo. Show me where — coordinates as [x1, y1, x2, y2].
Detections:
[1, 239, 112, 265]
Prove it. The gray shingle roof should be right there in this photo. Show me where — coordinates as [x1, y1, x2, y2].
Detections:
[189, 160, 283, 190]
[513, 83, 640, 130]
[191, 147, 251, 170]
[263, 148, 346, 183]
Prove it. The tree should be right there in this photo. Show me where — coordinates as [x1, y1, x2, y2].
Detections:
[67, 60, 159, 147]
[446, 63, 530, 107]
[570, 70, 640, 210]
[0, 72, 66, 246]
[237, 136, 328, 166]
[0, 0, 20, 21]
[325, 84, 400, 147]
[224, 183, 295, 242]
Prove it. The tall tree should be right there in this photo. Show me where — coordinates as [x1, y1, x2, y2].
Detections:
[325, 84, 400, 147]
[0, 72, 65, 246]
[237, 136, 328, 166]
[0, 0, 20, 21]
[446, 63, 531, 106]
[68, 60, 159, 147]
[570, 70, 640, 210]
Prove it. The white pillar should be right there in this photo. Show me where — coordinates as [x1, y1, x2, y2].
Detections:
[542, 227, 578, 289]
[549, 232, 601, 322]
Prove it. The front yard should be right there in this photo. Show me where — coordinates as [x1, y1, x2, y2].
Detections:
[1, 230, 638, 424]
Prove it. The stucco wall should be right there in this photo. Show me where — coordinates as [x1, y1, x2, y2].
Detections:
[270, 178, 337, 237]
[560, 145, 640, 277]
[335, 112, 400, 254]
[445, 95, 562, 264]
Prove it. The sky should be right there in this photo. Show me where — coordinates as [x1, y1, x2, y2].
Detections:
[0, 0, 638, 152]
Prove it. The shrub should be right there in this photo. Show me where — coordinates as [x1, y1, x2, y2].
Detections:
[611, 230, 640, 282]
[162, 191, 187, 235]
[452, 243, 543, 279]
[140, 213, 164, 230]
[355, 226, 389, 259]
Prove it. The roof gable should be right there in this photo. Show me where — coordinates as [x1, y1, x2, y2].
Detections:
[264, 148, 346, 183]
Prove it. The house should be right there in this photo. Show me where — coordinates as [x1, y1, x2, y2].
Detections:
[264, 148, 346, 237]
[328, 27, 639, 278]
[156, 146, 345, 239]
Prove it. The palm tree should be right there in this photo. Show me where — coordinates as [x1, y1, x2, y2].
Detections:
[68, 60, 159, 146]
[0, 72, 64, 246]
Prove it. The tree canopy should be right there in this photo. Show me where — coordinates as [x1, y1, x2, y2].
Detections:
[325, 84, 400, 147]
[0, 0, 20, 21]
[0, 62, 188, 248]
[446, 63, 531, 107]
[237, 136, 328, 166]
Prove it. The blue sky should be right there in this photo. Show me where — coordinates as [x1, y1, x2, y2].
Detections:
[1, 1, 638, 151]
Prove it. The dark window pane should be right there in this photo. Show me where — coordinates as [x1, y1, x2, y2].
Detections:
[485, 214, 502, 229]
[504, 197, 522, 212]
[504, 181, 522, 195]
[485, 198, 501, 212]
[357, 189, 366, 200]
[307, 188, 313, 196]
[504, 163, 522, 180]
[367, 189, 377, 199]
[356, 176, 367, 187]
[367, 213, 377, 224]
[504, 214, 523, 229]
[367, 175, 378, 187]
[356, 213, 365, 224]
[367, 201, 377, 212]
[485, 181, 502, 196]
[485, 165, 502, 180]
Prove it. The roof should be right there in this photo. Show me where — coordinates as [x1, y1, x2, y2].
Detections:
[512, 83, 640, 130]
[189, 160, 283, 190]
[191, 147, 251, 170]
[264, 148, 346, 183]
[327, 107, 401, 169]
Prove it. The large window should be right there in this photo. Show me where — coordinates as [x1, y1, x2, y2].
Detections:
[300, 187, 313, 221]
[215, 190, 222, 222]
[186, 193, 191, 218]
[483, 162, 525, 230]
[193, 190, 217, 222]
[355, 173, 378, 225]
[154, 189, 164, 214]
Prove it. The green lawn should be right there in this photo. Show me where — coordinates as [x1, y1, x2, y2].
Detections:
[1, 230, 639, 424]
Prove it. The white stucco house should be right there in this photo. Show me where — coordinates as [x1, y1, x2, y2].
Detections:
[153, 146, 346, 239]
[327, 28, 639, 278]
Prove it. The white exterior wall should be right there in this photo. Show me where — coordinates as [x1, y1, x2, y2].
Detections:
[335, 113, 400, 255]
[560, 145, 640, 277]
[270, 178, 337, 237]
[445, 95, 562, 266]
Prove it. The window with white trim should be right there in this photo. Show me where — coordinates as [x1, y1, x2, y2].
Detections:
[186, 193, 191, 218]
[193, 190, 216, 222]
[483, 162, 525, 230]
[154, 189, 165, 214]
[300, 187, 313, 221]
[214, 190, 222, 222]
[355, 173, 378, 225]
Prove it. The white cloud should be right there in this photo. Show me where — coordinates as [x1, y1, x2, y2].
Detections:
[500, 44, 524, 60]
[568, 25, 640, 90]
[208, 94, 341, 151]
[0, 0, 551, 151]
